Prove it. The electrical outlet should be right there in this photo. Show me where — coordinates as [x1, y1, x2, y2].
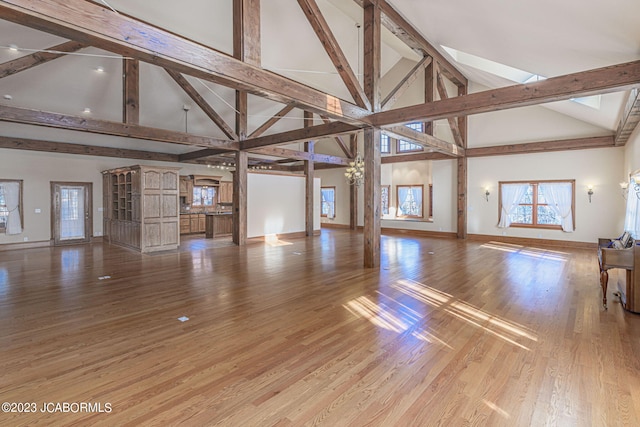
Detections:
[34, 208, 41, 214]
[23, 237, 28, 242]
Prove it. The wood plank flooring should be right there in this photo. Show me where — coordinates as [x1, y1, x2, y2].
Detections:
[1, 230, 639, 426]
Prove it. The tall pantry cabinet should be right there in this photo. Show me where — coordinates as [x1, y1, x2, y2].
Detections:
[102, 165, 180, 253]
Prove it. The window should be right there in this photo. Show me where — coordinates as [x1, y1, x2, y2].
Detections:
[192, 186, 216, 206]
[381, 185, 390, 215]
[396, 122, 424, 153]
[0, 179, 23, 234]
[321, 187, 335, 218]
[380, 133, 390, 154]
[499, 180, 575, 230]
[396, 185, 423, 218]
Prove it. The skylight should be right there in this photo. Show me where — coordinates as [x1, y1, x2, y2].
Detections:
[442, 46, 600, 109]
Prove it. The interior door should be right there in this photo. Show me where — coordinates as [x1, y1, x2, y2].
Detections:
[51, 182, 92, 245]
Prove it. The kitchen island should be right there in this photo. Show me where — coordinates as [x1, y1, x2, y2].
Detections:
[205, 212, 233, 238]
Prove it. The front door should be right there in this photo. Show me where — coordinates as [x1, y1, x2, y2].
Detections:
[51, 182, 92, 245]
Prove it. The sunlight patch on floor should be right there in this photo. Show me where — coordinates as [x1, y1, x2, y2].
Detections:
[264, 234, 293, 247]
[392, 279, 538, 351]
[482, 399, 511, 419]
[481, 241, 568, 262]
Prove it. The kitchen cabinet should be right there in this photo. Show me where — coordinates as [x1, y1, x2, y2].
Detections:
[103, 165, 180, 253]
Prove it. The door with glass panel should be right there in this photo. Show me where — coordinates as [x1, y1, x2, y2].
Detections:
[51, 182, 92, 245]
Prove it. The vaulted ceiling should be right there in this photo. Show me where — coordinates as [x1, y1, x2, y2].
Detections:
[1, 0, 639, 165]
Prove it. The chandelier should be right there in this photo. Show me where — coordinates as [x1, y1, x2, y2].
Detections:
[345, 152, 365, 186]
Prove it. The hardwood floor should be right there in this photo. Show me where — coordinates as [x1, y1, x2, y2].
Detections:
[1, 230, 639, 426]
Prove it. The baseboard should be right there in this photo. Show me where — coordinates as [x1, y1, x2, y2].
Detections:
[321, 223, 351, 229]
[0, 240, 52, 251]
[467, 233, 597, 250]
[381, 228, 458, 239]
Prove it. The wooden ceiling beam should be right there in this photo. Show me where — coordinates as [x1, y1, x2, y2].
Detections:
[369, 60, 640, 128]
[0, 0, 370, 124]
[165, 68, 238, 140]
[382, 125, 464, 157]
[0, 105, 238, 150]
[615, 88, 640, 146]
[352, 0, 466, 86]
[241, 121, 362, 150]
[248, 103, 295, 138]
[179, 148, 232, 162]
[297, 0, 370, 110]
[0, 40, 86, 78]
[465, 135, 615, 157]
[382, 56, 431, 111]
[0, 135, 179, 162]
[123, 58, 139, 124]
[381, 152, 452, 163]
[249, 146, 350, 165]
[435, 63, 464, 147]
[320, 116, 354, 157]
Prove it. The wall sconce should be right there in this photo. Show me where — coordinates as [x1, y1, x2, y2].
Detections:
[484, 187, 490, 202]
[587, 185, 594, 203]
[620, 182, 629, 200]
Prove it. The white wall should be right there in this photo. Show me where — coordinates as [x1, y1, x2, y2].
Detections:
[468, 148, 626, 242]
[247, 173, 320, 238]
[0, 148, 232, 245]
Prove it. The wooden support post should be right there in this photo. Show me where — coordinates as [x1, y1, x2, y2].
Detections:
[363, 1, 381, 268]
[457, 83, 468, 239]
[304, 111, 315, 237]
[424, 59, 436, 135]
[123, 59, 139, 124]
[363, 127, 380, 268]
[232, 0, 259, 246]
[350, 134, 358, 230]
[233, 150, 248, 246]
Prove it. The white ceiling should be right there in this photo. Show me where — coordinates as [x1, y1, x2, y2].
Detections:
[1, 0, 639, 155]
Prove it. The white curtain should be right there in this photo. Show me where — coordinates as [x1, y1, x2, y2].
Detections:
[539, 182, 574, 232]
[322, 189, 335, 218]
[4, 181, 22, 235]
[624, 185, 640, 239]
[498, 184, 529, 228]
[397, 186, 410, 216]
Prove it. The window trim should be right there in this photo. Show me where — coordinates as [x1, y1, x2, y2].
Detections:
[0, 179, 24, 234]
[396, 184, 424, 218]
[498, 179, 575, 230]
[192, 185, 217, 207]
[396, 122, 425, 154]
[380, 133, 391, 154]
[321, 186, 336, 218]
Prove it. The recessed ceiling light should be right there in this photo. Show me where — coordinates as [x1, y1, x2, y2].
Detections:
[83, 107, 91, 114]
[95, 66, 105, 73]
[8, 44, 18, 52]
[3, 94, 12, 100]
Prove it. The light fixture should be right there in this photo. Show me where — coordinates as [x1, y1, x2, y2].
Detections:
[83, 107, 91, 114]
[8, 44, 18, 52]
[345, 152, 365, 186]
[95, 66, 105, 73]
[3, 94, 12, 100]
[587, 185, 594, 203]
[484, 187, 490, 202]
